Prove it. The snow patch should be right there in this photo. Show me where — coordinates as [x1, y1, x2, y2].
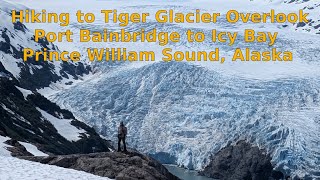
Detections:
[0, 54, 21, 79]
[0, 136, 12, 157]
[15, 86, 33, 100]
[37, 108, 86, 141]
[0, 104, 15, 115]
[0, 156, 111, 180]
[19, 142, 48, 156]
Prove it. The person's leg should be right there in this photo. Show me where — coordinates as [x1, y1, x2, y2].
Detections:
[118, 137, 121, 152]
[123, 137, 127, 152]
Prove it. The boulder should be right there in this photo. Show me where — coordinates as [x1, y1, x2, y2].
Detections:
[200, 140, 273, 180]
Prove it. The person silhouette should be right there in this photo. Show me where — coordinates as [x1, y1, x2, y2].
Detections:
[117, 122, 127, 152]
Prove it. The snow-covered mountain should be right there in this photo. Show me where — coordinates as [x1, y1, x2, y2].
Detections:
[289, 0, 320, 34]
[0, 0, 92, 91]
[0, 0, 112, 157]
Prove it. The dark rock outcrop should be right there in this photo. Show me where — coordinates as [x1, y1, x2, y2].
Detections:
[20, 151, 180, 180]
[200, 141, 273, 180]
[271, 170, 285, 180]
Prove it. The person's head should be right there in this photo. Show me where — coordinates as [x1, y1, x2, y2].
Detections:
[120, 122, 124, 126]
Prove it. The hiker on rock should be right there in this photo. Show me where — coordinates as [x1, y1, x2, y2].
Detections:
[118, 122, 127, 152]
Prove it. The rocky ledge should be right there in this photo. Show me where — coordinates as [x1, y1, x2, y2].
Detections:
[20, 151, 180, 180]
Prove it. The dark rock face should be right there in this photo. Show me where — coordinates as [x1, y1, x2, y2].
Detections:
[200, 141, 273, 180]
[0, 78, 113, 155]
[271, 170, 284, 180]
[20, 151, 180, 180]
[13, 21, 27, 33]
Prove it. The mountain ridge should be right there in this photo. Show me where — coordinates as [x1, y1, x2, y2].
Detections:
[0, 0, 112, 157]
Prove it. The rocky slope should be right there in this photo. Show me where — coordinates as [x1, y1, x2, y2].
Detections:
[289, 0, 320, 35]
[0, 0, 112, 156]
[200, 141, 274, 180]
[21, 151, 180, 180]
[0, 1, 91, 91]
[0, 76, 113, 156]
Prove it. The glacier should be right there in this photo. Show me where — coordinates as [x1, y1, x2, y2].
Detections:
[10, 0, 319, 178]
[51, 61, 320, 178]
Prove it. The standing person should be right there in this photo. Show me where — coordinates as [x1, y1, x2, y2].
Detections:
[118, 122, 127, 152]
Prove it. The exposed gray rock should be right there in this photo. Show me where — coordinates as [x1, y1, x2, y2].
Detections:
[20, 151, 180, 180]
[5, 139, 33, 157]
[200, 140, 273, 180]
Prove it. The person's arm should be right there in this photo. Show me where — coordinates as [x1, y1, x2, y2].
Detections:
[124, 127, 127, 136]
